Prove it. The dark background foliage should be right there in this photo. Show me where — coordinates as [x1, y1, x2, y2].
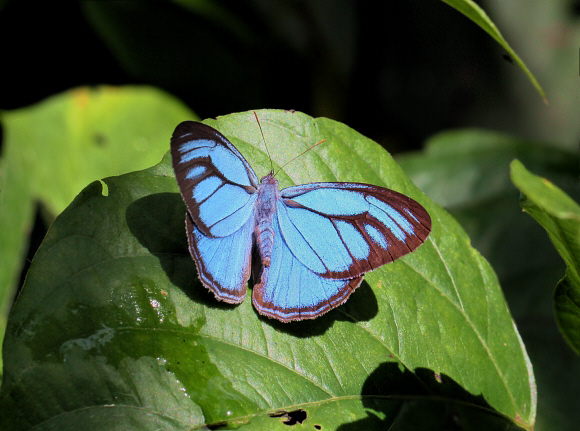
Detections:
[1, 1, 579, 430]
[2, 1, 510, 149]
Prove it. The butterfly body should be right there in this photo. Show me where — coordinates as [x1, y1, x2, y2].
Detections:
[171, 119, 431, 322]
[255, 173, 279, 267]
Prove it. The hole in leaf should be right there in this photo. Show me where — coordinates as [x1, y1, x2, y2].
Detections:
[207, 420, 228, 430]
[269, 409, 307, 425]
[99, 179, 109, 196]
[314, 425, 322, 430]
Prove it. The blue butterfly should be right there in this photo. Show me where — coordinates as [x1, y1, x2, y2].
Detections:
[171, 120, 431, 322]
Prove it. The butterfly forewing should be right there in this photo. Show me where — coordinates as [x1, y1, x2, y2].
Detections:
[171, 121, 259, 237]
[278, 183, 431, 279]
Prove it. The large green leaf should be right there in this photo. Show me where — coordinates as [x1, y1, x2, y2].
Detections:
[440, 0, 545, 102]
[0, 111, 534, 430]
[0, 86, 196, 354]
[510, 160, 580, 355]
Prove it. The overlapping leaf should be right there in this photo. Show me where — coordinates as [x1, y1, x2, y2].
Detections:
[0, 86, 195, 360]
[441, 0, 545, 101]
[510, 160, 580, 354]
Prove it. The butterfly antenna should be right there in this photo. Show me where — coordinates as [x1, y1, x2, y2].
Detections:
[254, 111, 274, 174]
[273, 138, 326, 177]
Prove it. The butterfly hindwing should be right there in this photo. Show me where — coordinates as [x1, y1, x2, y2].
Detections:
[186, 213, 253, 303]
[252, 211, 364, 321]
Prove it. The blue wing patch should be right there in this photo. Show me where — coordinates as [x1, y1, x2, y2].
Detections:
[171, 122, 259, 303]
[186, 213, 253, 303]
[253, 212, 363, 321]
[171, 120, 432, 322]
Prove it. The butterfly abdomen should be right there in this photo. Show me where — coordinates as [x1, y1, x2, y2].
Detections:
[255, 175, 280, 267]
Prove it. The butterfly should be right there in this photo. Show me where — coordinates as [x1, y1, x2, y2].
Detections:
[170, 117, 431, 322]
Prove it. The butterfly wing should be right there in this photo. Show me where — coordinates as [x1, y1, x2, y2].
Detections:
[252, 210, 364, 322]
[279, 183, 431, 277]
[185, 213, 255, 303]
[171, 121, 259, 303]
[252, 183, 431, 321]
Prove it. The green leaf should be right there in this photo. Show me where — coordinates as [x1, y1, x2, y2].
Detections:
[440, 0, 546, 102]
[510, 159, 580, 354]
[0, 111, 535, 430]
[0, 86, 196, 352]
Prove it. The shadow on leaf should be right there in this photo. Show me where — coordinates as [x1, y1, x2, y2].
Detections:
[260, 281, 378, 337]
[126, 192, 237, 313]
[126, 192, 378, 333]
[337, 362, 522, 431]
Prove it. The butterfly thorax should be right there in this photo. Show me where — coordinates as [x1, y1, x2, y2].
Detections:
[255, 174, 279, 267]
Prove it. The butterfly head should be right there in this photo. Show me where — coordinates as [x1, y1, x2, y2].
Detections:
[260, 172, 278, 186]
